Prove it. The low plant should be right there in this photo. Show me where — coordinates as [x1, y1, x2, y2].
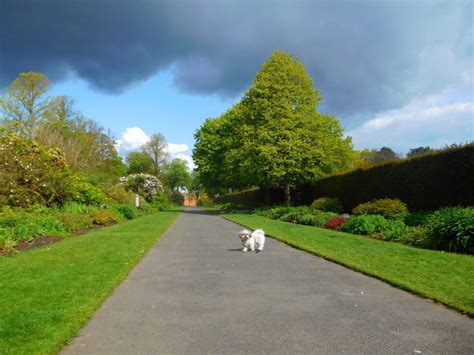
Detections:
[259, 206, 293, 220]
[341, 214, 388, 235]
[311, 197, 343, 213]
[425, 207, 474, 253]
[197, 194, 213, 207]
[324, 216, 346, 230]
[90, 209, 119, 226]
[352, 198, 408, 220]
[279, 211, 316, 226]
[398, 227, 428, 247]
[313, 211, 338, 227]
[170, 191, 184, 205]
[114, 204, 138, 220]
[59, 213, 93, 233]
[375, 219, 409, 241]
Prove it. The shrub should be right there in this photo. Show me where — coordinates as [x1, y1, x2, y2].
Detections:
[62, 202, 99, 215]
[103, 184, 135, 205]
[90, 209, 119, 226]
[405, 211, 433, 226]
[170, 191, 185, 205]
[311, 197, 343, 213]
[376, 219, 409, 241]
[352, 198, 408, 220]
[259, 206, 293, 220]
[114, 204, 138, 220]
[59, 213, 93, 233]
[324, 216, 346, 230]
[398, 227, 428, 247]
[313, 211, 338, 227]
[425, 207, 474, 253]
[68, 175, 106, 205]
[197, 194, 213, 207]
[280, 211, 316, 226]
[341, 215, 388, 235]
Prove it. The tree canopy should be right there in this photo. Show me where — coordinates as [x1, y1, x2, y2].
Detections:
[193, 51, 355, 202]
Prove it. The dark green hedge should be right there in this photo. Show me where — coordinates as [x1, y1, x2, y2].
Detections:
[214, 145, 474, 211]
[310, 145, 474, 211]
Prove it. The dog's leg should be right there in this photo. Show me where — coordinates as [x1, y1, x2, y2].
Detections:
[242, 247, 248, 252]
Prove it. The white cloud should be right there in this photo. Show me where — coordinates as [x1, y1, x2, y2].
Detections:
[166, 143, 189, 154]
[175, 153, 196, 171]
[115, 127, 150, 153]
[348, 93, 474, 154]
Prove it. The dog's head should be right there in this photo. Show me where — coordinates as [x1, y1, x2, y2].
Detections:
[239, 229, 252, 240]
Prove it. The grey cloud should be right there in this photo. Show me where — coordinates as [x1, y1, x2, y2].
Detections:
[0, 0, 472, 118]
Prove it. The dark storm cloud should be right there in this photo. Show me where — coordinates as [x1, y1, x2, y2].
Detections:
[0, 0, 472, 118]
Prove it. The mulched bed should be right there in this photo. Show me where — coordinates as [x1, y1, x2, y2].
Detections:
[0, 223, 115, 256]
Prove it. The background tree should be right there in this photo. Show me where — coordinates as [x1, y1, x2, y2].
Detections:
[126, 151, 154, 174]
[164, 158, 192, 191]
[359, 147, 399, 165]
[0, 72, 50, 137]
[407, 146, 433, 158]
[143, 133, 168, 177]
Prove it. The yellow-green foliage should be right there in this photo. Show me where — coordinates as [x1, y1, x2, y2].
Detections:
[352, 198, 408, 220]
[90, 209, 119, 226]
[310, 197, 343, 213]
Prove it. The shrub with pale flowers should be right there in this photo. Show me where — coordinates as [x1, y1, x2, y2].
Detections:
[119, 173, 163, 201]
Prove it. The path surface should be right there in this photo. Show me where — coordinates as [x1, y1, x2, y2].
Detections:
[64, 208, 474, 354]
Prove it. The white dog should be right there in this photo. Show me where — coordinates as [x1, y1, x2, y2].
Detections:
[239, 229, 255, 252]
[252, 229, 266, 253]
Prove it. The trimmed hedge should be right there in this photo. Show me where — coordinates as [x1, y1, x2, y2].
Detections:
[215, 145, 473, 211]
[311, 145, 474, 211]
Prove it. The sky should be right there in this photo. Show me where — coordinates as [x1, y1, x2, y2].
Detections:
[0, 0, 473, 169]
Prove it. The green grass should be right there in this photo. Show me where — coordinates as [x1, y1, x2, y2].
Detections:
[0, 211, 180, 354]
[224, 214, 474, 316]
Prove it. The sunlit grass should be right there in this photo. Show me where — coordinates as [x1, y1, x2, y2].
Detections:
[0, 211, 180, 354]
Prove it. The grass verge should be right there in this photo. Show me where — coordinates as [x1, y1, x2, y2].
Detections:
[223, 214, 474, 316]
[0, 211, 180, 354]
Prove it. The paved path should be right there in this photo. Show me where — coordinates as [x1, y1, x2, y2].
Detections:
[64, 208, 474, 354]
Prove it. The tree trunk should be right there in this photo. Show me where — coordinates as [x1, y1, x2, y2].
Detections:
[283, 184, 291, 205]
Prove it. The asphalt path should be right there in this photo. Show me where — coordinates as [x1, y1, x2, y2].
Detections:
[63, 208, 474, 354]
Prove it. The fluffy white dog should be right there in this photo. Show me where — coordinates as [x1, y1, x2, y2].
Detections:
[252, 229, 266, 253]
[239, 229, 255, 252]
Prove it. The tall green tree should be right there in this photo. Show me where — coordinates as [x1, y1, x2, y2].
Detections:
[143, 133, 168, 177]
[0, 72, 51, 137]
[233, 51, 354, 202]
[407, 146, 433, 158]
[126, 151, 154, 174]
[164, 158, 192, 191]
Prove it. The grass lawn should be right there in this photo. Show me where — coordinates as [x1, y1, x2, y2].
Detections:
[224, 214, 474, 316]
[0, 211, 180, 354]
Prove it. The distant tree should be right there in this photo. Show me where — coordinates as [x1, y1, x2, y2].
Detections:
[164, 158, 192, 191]
[0, 72, 50, 137]
[360, 147, 399, 165]
[143, 133, 168, 177]
[126, 151, 154, 174]
[407, 146, 433, 158]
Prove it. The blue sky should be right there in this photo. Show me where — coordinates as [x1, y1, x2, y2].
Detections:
[1, 0, 473, 167]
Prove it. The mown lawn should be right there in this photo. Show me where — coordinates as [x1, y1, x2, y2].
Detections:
[0, 211, 180, 354]
[224, 214, 474, 316]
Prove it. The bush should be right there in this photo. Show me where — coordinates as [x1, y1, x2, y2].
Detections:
[279, 211, 316, 226]
[425, 207, 474, 253]
[376, 219, 409, 241]
[405, 211, 432, 226]
[313, 211, 338, 227]
[170, 191, 185, 205]
[311, 197, 343, 213]
[114, 204, 138, 220]
[90, 209, 119, 226]
[341, 215, 388, 235]
[103, 184, 135, 205]
[398, 227, 428, 247]
[197, 194, 213, 207]
[68, 175, 106, 205]
[59, 213, 93, 232]
[62, 202, 99, 215]
[352, 198, 408, 220]
[324, 216, 346, 230]
[259, 206, 294, 220]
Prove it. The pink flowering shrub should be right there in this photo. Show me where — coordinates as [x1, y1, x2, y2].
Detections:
[119, 173, 163, 201]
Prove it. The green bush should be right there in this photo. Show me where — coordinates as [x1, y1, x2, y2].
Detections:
[279, 211, 316, 226]
[405, 211, 433, 226]
[62, 202, 99, 215]
[352, 198, 408, 220]
[90, 209, 119, 226]
[310, 197, 343, 213]
[313, 211, 338, 227]
[103, 184, 135, 204]
[170, 191, 184, 205]
[376, 219, 409, 241]
[425, 207, 474, 253]
[114, 204, 138, 220]
[398, 227, 428, 247]
[258, 206, 293, 220]
[341, 215, 388, 235]
[59, 213, 93, 233]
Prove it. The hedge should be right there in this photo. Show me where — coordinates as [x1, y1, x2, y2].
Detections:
[311, 144, 474, 211]
[213, 145, 474, 211]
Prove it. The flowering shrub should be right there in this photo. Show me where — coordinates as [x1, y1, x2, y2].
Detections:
[0, 129, 72, 207]
[119, 173, 163, 202]
[324, 216, 346, 230]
